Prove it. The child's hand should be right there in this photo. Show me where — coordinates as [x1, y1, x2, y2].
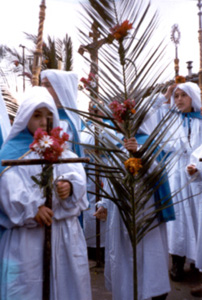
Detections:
[94, 206, 107, 221]
[164, 84, 177, 103]
[35, 205, 53, 226]
[187, 164, 197, 176]
[124, 137, 138, 153]
[56, 180, 72, 200]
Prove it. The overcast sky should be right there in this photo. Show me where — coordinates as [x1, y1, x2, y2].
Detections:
[0, 0, 200, 107]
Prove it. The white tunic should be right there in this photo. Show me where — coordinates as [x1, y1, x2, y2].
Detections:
[153, 88, 202, 262]
[101, 184, 171, 299]
[98, 137, 171, 300]
[186, 145, 202, 269]
[0, 86, 92, 300]
[0, 150, 92, 300]
[81, 123, 107, 248]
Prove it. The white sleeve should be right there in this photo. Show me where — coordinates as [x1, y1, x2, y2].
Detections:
[0, 166, 44, 228]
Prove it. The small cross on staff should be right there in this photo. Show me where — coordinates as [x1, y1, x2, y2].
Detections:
[1, 118, 90, 300]
[78, 21, 114, 267]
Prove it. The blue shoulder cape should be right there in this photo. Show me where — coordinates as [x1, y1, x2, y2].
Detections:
[135, 133, 175, 222]
[0, 128, 33, 174]
[0, 126, 3, 149]
[0, 128, 33, 233]
[58, 108, 82, 157]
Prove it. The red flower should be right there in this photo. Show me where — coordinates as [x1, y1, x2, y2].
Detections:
[80, 73, 96, 90]
[109, 99, 135, 123]
[51, 127, 62, 139]
[30, 126, 69, 162]
[34, 128, 48, 141]
[110, 20, 133, 40]
[13, 60, 19, 67]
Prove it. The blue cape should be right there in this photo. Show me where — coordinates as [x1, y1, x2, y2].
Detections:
[135, 133, 175, 222]
[58, 108, 82, 157]
[0, 126, 3, 149]
[0, 128, 33, 233]
[0, 128, 33, 174]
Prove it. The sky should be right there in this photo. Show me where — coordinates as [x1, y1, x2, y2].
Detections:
[0, 0, 200, 109]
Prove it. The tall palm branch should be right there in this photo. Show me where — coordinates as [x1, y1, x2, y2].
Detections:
[74, 0, 181, 298]
[0, 33, 74, 88]
[0, 33, 74, 119]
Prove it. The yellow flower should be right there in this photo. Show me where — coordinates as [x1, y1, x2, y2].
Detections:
[124, 157, 142, 176]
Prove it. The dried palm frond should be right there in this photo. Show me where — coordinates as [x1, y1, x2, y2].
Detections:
[0, 85, 19, 121]
[74, 0, 180, 298]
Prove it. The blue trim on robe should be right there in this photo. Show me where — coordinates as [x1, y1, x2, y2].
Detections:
[0, 128, 33, 174]
[172, 110, 202, 127]
[58, 108, 82, 157]
[135, 133, 175, 222]
[0, 127, 84, 228]
[181, 111, 202, 120]
[58, 108, 85, 226]
[0, 126, 3, 149]
[0, 128, 33, 235]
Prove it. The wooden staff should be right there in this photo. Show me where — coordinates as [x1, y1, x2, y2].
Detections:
[32, 0, 46, 86]
[79, 21, 102, 266]
[2, 157, 90, 166]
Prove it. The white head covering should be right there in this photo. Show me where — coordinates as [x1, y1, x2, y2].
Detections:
[0, 89, 11, 141]
[170, 81, 201, 112]
[40, 69, 81, 132]
[4, 86, 59, 144]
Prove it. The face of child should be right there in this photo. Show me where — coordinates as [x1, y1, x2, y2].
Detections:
[174, 88, 192, 113]
[41, 77, 61, 107]
[27, 107, 53, 135]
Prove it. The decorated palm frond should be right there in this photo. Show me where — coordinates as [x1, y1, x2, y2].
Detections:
[74, 0, 181, 298]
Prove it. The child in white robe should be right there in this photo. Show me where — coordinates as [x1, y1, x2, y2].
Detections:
[40, 69, 83, 157]
[0, 86, 92, 300]
[94, 116, 173, 300]
[186, 147, 202, 297]
[0, 88, 11, 239]
[152, 81, 202, 281]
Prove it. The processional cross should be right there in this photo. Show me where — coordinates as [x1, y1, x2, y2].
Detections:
[1, 117, 90, 300]
[78, 21, 113, 267]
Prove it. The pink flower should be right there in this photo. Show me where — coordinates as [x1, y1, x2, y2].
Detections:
[34, 128, 48, 141]
[80, 73, 97, 91]
[109, 99, 136, 123]
[51, 127, 62, 139]
[123, 99, 135, 109]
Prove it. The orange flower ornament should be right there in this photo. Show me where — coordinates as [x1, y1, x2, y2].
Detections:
[124, 157, 142, 176]
[110, 20, 133, 40]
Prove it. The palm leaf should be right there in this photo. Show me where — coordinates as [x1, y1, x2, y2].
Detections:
[75, 1, 182, 298]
